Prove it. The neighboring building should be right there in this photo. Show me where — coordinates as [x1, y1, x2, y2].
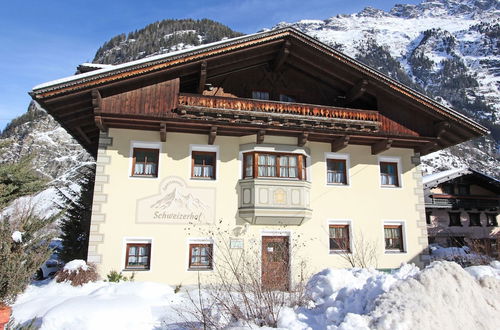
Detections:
[30, 28, 487, 288]
[423, 168, 499, 258]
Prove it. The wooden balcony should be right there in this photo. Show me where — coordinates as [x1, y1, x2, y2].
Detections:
[426, 195, 500, 210]
[177, 93, 382, 132]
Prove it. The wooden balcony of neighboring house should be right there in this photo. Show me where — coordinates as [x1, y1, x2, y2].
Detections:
[177, 93, 383, 133]
[426, 194, 500, 210]
[237, 178, 312, 226]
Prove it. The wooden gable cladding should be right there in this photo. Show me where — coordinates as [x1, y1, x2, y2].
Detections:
[99, 78, 179, 118]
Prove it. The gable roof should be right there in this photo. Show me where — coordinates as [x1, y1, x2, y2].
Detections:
[29, 27, 488, 156]
[423, 168, 500, 191]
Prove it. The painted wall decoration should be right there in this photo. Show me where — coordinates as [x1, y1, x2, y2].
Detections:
[136, 177, 215, 224]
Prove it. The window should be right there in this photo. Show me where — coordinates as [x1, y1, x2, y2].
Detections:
[426, 211, 432, 225]
[442, 183, 454, 195]
[384, 225, 404, 252]
[192, 151, 216, 179]
[279, 94, 295, 102]
[458, 184, 470, 195]
[329, 225, 350, 252]
[327, 159, 347, 185]
[243, 152, 306, 180]
[486, 213, 498, 227]
[448, 212, 462, 226]
[132, 148, 159, 177]
[380, 162, 399, 186]
[469, 213, 481, 226]
[189, 244, 213, 270]
[125, 243, 151, 270]
[252, 91, 269, 100]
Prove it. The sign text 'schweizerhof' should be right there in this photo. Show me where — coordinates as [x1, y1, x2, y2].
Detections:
[136, 177, 215, 224]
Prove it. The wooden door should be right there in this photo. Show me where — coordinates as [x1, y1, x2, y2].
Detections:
[261, 236, 290, 291]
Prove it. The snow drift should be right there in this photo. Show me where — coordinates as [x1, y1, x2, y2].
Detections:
[11, 261, 500, 330]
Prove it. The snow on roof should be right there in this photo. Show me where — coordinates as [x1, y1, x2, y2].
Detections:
[422, 167, 468, 185]
[78, 63, 114, 69]
[32, 32, 258, 91]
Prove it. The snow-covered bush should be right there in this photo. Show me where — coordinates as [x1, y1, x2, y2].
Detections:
[55, 260, 99, 286]
[0, 208, 56, 306]
[429, 244, 493, 267]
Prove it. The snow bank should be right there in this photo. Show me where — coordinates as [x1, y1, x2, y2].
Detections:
[11, 262, 500, 330]
[278, 262, 500, 330]
[12, 281, 178, 330]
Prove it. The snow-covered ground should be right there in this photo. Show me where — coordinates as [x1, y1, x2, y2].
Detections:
[10, 261, 500, 330]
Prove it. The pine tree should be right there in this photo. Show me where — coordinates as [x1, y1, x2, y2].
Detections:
[57, 165, 95, 263]
[0, 142, 47, 209]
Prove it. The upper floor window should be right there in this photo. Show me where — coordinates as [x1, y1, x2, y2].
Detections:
[448, 212, 462, 227]
[243, 152, 306, 180]
[327, 159, 347, 185]
[380, 161, 399, 187]
[192, 151, 216, 179]
[252, 91, 270, 100]
[279, 94, 296, 103]
[426, 211, 432, 225]
[486, 213, 498, 227]
[132, 148, 159, 177]
[469, 213, 481, 226]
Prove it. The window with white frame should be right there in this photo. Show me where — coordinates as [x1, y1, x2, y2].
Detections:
[190, 145, 218, 180]
[378, 157, 401, 187]
[130, 141, 161, 178]
[325, 153, 349, 185]
[124, 240, 152, 270]
[384, 222, 405, 252]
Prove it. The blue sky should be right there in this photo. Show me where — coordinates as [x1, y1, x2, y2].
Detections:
[0, 0, 420, 130]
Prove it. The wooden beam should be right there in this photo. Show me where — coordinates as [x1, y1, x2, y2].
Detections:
[75, 126, 91, 145]
[160, 122, 167, 142]
[94, 115, 107, 132]
[91, 89, 102, 113]
[257, 129, 265, 144]
[331, 135, 350, 152]
[208, 126, 217, 145]
[298, 131, 309, 147]
[273, 41, 291, 72]
[371, 139, 393, 155]
[198, 61, 207, 94]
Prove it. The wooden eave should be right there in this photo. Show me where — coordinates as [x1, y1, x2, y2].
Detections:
[30, 27, 488, 157]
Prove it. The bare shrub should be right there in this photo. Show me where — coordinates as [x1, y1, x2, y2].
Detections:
[336, 231, 379, 268]
[55, 261, 99, 286]
[175, 232, 311, 328]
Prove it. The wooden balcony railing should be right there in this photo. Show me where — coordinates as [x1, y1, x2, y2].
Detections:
[178, 93, 380, 122]
[426, 195, 500, 209]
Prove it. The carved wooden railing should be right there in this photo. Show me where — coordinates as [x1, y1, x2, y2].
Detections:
[178, 93, 379, 122]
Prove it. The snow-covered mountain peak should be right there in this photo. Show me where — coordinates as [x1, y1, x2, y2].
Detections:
[390, 0, 499, 19]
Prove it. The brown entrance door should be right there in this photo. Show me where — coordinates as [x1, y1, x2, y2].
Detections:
[261, 236, 290, 291]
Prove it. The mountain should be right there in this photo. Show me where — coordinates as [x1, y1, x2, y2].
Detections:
[272, 0, 499, 177]
[1, 2, 499, 214]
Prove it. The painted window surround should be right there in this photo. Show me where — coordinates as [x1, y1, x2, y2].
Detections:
[189, 144, 220, 182]
[122, 237, 154, 272]
[378, 156, 403, 189]
[382, 220, 407, 254]
[128, 141, 163, 180]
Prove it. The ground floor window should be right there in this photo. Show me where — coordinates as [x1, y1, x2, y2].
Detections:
[469, 213, 481, 226]
[384, 225, 404, 252]
[189, 243, 213, 270]
[125, 243, 151, 270]
[329, 224, 350, 252]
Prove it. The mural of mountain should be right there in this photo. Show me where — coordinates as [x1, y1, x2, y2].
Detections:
[151, 187, 209, 213]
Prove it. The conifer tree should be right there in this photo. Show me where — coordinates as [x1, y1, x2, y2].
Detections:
[57, 165, 95, 263]
[0, 141, 47, 209]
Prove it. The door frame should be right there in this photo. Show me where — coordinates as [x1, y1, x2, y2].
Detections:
[260, 230, 292, 290]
